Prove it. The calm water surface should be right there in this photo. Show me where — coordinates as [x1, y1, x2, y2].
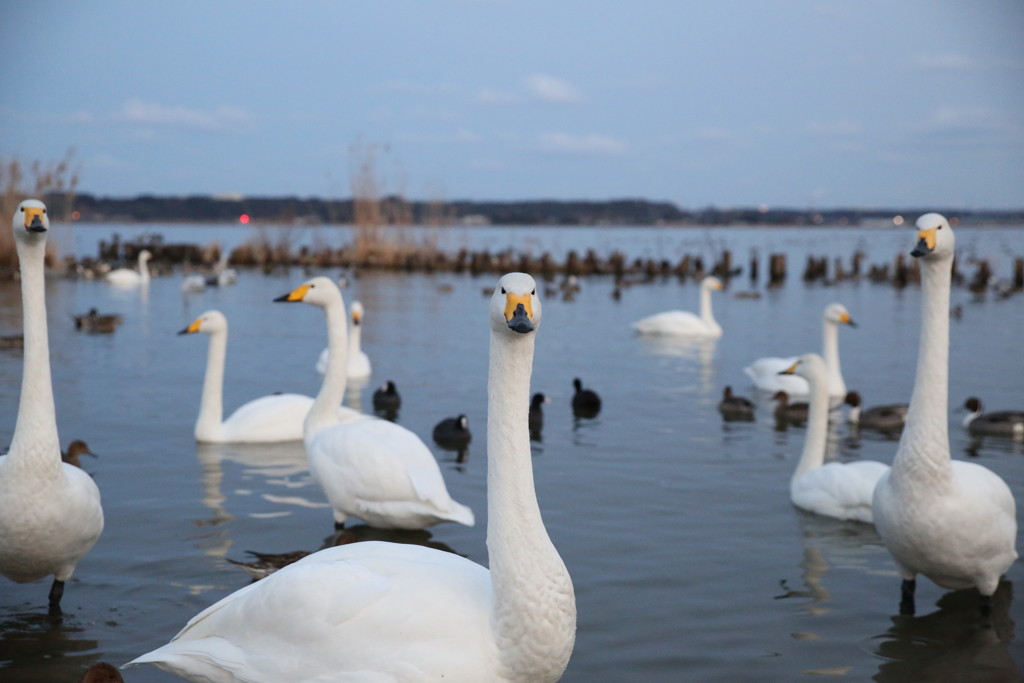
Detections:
[1, 224, 1022, 681]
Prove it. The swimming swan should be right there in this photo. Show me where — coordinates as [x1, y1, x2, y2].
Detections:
[872, 213, 1018, 615]
[276, 277, 473, 530]
[179, 310, 364, 443]
[961, 397, 1024, 440]
[0, 200, 104, 612]
[743, 302, 856, 397]
[105, 249, 151, 287]
[128, 272, 576, 681]
[316, 300, 372, 380]
[630, 275, 724, 338]
[782, 354, 889, 524]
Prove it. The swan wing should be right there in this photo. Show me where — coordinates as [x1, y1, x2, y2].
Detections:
[129, 542, 495, 682]
[221, 393, 314, 443]
[791, 461, 890, 523]
[631, 310, 715, 337]
[105, 268, 140, 287]
[743, 356, 808, 394]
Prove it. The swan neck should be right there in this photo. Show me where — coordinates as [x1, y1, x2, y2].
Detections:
[196, 328, 227, 438]
[699, 285, 715, 325]
[821, 319, 844, 396]
[9, 237, 61, 464]
[306, 299, 348, 435]
[792, 366, 831, 481]
[139, 254, 150, 282]
[348, 320, 362, 355]
[894, 254, 952, 481]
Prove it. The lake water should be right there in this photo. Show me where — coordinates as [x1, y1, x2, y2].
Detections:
[1, 223, 1023, 682]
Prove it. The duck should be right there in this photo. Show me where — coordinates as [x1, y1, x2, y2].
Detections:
[179, 309, 364, 444]
[772, 391, 809, 425]
[128, 272, 575, 682]
[316, 300, 371, 380]
[743, 302, 856, 397]
[62, 440, 97, 468]
[0, 200, 104, 613]
[718, 386, 755, 421]
[529, 392, 550, 439]
[274, 277, 473, 530]
[73, 308, 123, 334]
[372, 379, 401, 417]
[105, 249, 151, 287]
[630, 275, 724, 338]
[961, 397, 1024, 439]
[843, 391, 908, 433]
[872, 213, 1018, 615]
[571, 378, 601, 418]
[781, 354, 890, 523]
[0, 333, 23, 349]
[79, 662, 124, 683]
[433, 414, 472, 451]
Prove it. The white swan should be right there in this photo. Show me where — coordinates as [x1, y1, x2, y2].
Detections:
[743, 302, 856, 397]
[630, 275, 724, 338]
[782, 353, 889, 524]
[315, 300, 371, 380]
[277, 277, 473, 529]
[128, 272, 576, 681]
[872, 213, 1018, 614]
[0, 200, 104, 612]
[180, 309, 364, 443]
[106, 249, 151, 287]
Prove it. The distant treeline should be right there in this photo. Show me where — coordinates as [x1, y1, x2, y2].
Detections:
[57, 193, 1024, 226]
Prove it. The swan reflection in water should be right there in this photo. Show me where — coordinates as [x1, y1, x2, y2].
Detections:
[871, 581, 1017, 682]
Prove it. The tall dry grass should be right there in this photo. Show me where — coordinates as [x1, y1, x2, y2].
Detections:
[0, 149, 80, 272]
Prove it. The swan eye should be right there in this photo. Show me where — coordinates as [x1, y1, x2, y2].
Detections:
[531, 288, 536, 295]
[500, 287, 506, 294]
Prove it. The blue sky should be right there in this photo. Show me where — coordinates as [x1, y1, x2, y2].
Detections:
[3, 0, 1022, 209]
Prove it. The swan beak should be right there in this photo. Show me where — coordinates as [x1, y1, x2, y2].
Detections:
[912, 228, 937, 257]
[178, 319, 202, 335]
[274, 284, 310, 302]
[840, 312, 857, 327]
[23, 207, 47, 232]
[779, 361, 799, 376]
[504, 293, 534, 334]
[352, 311, 362, 325]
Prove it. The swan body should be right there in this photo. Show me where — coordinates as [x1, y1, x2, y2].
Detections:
[180, 310, 364, 444]
[844, 391, 908, 432]
[277, 278, 473, 529]
[872, 214, 1017, 606]
[106, 249, 151, 287]
[316, 300, 371, 380]
[783, 354, 889, 523]
[0, 200, 104, 610]
[630, 275, 723, 338]
[129, 272, 575, 682]
[743, 303, 856, 397]
[962, 397, 1024, 439]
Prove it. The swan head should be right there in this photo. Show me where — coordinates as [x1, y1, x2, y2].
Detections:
[350, 301, 364, 325]
[912, 213, 955, 259]
[12, 199, 49, 244]
[823, 302, 856, 327]
[491, 272, 541, 336]
[779, 353, 826, 383]
[274, 276, 344, 309]
[178, 309, 227, 335]
[138, 249, 152, 263]
[701, 276, 724, 291]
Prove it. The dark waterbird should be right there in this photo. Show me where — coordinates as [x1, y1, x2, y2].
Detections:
[433, 414, 472, 451]
[529, 392, 550, 439]
[718, 386, 755, 421]
[372, 380, 401, 418]
[571, 378, 601, 418]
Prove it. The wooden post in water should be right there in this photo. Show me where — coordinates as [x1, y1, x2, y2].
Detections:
[749, 250, 759, 283]
[768, 253, 786, 286]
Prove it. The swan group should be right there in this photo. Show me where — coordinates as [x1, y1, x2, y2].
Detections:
[128, 272, 575, 681]
[0, 200, 104, 612]
[743, 302, 855, 397]
[872, 213, 1018, 614]
[630, 275, 724, 338]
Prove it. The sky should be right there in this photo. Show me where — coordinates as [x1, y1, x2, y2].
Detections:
[2, 0, 1023, 209]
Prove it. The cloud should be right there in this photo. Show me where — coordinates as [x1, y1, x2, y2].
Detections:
[806, 119, 861, 136]
[474, 88, 520, 105]
[115, 99, 254, 132]
[537, 132, 628, 155]
[523, 75, 582, 103]
[911, 52, 973, 70]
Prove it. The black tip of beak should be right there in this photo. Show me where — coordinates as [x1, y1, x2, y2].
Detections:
[911, 238, 930, 258]
[847, 320, 858, 328]
[177, 327, 191, 335]
[507, 304, 534, 334]
[273, 293, 292, 303]
[27, 216, 47, 233]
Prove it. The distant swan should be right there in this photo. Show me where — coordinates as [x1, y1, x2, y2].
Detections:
[961, 396, 1024, 439]
[782, 354, 889, 524]
[180, 309, 363, 443]
[316, 300, 372, 380]
[127, 273, 575, 682]
[872, 213, 1018, 615]
[743, 302, 856, 397]
[843, 391, 908, 432]
[0, 200, 104, 612]
[630, 275, 724, 338]
[106, 249, 151, 287]
[276, 277, 473, 530]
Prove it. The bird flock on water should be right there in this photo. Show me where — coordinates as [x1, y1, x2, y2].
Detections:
[0, 200, 1019, 681]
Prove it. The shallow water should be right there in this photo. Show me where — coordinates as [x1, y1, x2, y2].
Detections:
[1, 224, 1023, 681]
